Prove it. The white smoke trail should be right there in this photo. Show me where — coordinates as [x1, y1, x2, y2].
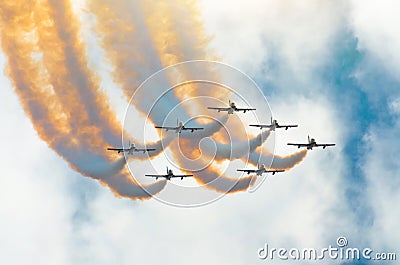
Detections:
[249, 150, 308, 170]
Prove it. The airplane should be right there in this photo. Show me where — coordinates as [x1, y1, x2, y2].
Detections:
[287, 135, 336, 150]
[107, 141, 156, 154]
[155, 119, 204, 133]
[145, 167, 193, 180]
[207, 100, 256, 114]
[250, 117, 298, 131]
[237, 164, 285, 176]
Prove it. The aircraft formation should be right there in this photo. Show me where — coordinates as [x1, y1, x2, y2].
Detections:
[107, 100, 335, 181]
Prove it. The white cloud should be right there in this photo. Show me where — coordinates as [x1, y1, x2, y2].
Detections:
[350, 0, 400, 82]
[201, 0, 349, 80]
[389, 97, 400, 115]
[349, 0, 400, 256]
[362, 127, 400, 253]
[0, 67, 75, 265]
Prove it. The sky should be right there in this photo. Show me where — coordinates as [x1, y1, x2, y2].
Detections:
[0, 0, 399, 264]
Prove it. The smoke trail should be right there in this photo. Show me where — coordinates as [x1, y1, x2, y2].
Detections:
[193, 164, 254, 194]
[138, 1, 236, 139]
[46, 0, 166, 198]
[169, 136, 254, 193]
[88, 0, 227, 155]
[87, 0, 163, 95]
[104, 174, 167, 199]
[213, 129, 271, 161]
[44, 0, 123, 147]
[249, 150, 308, 170]
[88, 0, 197, 134]
[0, 0, 165, 200]
[88, 0, 224, 122]
[0, 0, 65, 142]
[31, 0, 105, 153]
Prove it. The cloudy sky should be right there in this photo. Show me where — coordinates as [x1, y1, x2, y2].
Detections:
[0, 0, 399, 264]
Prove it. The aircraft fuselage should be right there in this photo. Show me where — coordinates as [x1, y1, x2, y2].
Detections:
[307, 139, 317, 150]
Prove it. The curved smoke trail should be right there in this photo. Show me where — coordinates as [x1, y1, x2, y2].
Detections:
[0, 0, 166, 200]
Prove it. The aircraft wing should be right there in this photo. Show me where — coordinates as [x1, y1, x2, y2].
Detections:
[237, 169, 257, 174]
[276, 124, 298, 129]
[135, 148, 156, 152]
[145, 174, 166, 178]
[181, 127, 204, 131]
[315, 143, 336, 148]
[266, 169, 285, 174]
[155, 126, 178, 130]
[207, 107, 231, 111]
[287, 143, 309, 147]
[249, 124, 273, 129]
[170, 174, 193, 178]
[235, 108, 256, 113]
[107, 148, 126, 152]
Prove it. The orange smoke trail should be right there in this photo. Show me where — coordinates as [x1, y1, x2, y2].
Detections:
[45, 0, 167, 198]
[87, 0, 179, 151]
[87, 0, 221, 155]
[0, 0, 67, 144]
[87, 0, 163, 98]
[89, 0, 225, 109]
[0, 0, 166, 200]
[32, 0, 103, 153]
[45, 0, 123, 147]
[140, 0, 229, 112]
